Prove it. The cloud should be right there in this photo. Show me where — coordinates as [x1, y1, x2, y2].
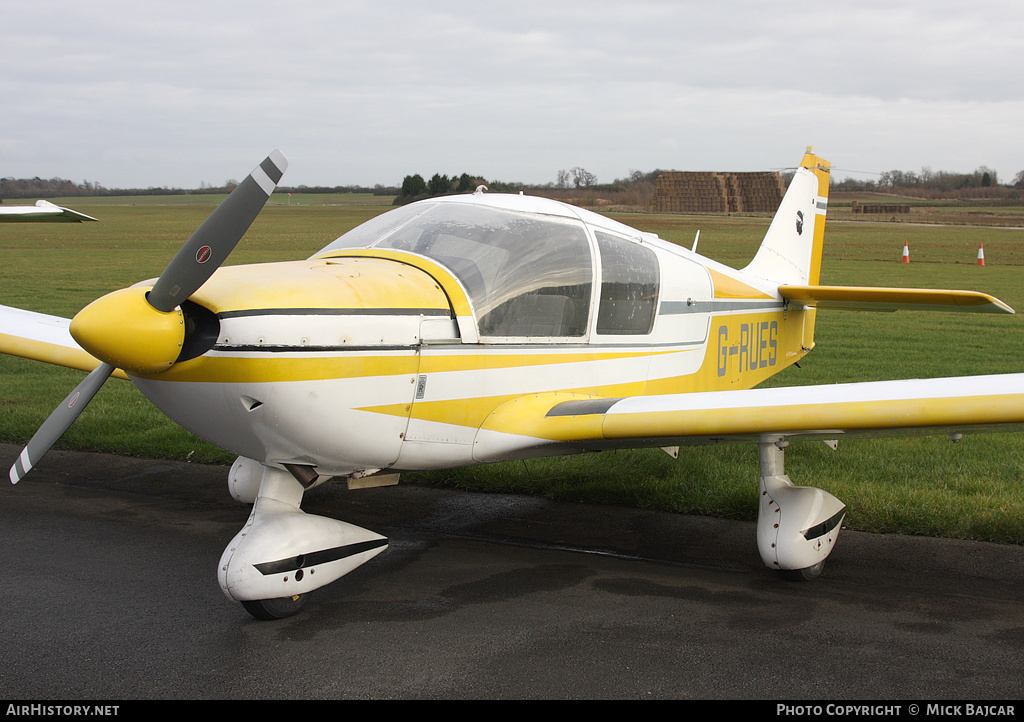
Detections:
[3, 0, 1023, 188]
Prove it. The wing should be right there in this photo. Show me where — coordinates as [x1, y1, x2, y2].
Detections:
[473, 374, 1024, 461]
[0, 304, 126, 378]
[0, 200, 98, 223]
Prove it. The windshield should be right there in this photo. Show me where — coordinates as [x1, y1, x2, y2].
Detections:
[321, 202, 593, 338]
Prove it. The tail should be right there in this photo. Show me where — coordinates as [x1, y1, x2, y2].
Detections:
[743, 148, 831, 286]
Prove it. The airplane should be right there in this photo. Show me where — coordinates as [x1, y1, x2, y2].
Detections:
[0, 199, 99, 223]
[3, 147, 1024, 621]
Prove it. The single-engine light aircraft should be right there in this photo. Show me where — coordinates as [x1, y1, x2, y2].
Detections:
[3, 148, 1024, 620]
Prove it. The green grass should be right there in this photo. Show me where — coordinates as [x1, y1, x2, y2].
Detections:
[3, 198, 1024, 544]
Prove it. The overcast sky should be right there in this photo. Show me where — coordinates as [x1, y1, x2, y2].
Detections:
[3, 1, 1023, 190]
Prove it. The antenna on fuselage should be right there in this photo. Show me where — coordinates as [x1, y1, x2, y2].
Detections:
[692, 230, 700, 252]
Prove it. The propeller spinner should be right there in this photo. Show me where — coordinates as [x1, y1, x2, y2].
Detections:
[9, 151, 288, 484]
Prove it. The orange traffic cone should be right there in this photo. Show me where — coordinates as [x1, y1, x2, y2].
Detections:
[977, 244, 986, 266]
[901, 243, 910, 263]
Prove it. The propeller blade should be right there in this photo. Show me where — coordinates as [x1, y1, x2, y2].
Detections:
[9, 362, 115, 484]
[148, 150, 288, 313]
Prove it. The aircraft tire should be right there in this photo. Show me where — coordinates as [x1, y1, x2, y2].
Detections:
[241, 593, 310, 620]
[778, 560, 825, 582]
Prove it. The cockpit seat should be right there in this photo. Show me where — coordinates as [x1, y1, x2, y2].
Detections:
[484, 293, 576, 337]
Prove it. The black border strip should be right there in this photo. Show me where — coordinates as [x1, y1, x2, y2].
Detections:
[254, 538, 389, 575]
[219, 308, 451, 319]
[803, 509, 846, 541]
[213, 344, 413, 353]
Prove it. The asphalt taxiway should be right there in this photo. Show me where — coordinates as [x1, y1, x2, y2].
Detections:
[2, 443, 1022, 700]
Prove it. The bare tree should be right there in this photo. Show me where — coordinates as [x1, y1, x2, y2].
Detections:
[571, 167, 597, 189]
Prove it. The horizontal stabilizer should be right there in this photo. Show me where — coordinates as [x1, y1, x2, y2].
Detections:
[779, 285, 1014, 314]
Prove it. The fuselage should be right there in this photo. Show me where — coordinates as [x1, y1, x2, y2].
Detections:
[124, 193, 816, 478]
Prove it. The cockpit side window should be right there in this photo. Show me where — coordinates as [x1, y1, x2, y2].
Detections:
[595, 232, 660, 335]
[364, 203, 592, 339]
[473, 213, 592, 338]
[319, 202, 594, 339]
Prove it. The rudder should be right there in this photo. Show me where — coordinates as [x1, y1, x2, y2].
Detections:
[743, 149, 831, 286]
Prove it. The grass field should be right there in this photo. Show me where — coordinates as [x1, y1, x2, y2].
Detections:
[2, 194, 1024, 543]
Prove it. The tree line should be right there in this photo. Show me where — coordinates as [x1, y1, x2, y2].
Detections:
[395, 167, 665, 205]
[7, 162, 1024, 205]
[397, 172, 487, 203]
[833, 166, 1024, 195]
[0, 176, 399, 201]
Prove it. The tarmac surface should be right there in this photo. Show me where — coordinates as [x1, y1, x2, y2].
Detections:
[2, 442, 1023, 701]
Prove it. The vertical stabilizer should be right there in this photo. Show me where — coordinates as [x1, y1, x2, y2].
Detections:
[743, 150, 830, 286]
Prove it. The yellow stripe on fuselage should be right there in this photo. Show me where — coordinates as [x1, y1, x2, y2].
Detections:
[135, 346, 676, 384]
[362, 378, 652, 429]
[708, 269, 773, 300]
[131, 351, 417, 384]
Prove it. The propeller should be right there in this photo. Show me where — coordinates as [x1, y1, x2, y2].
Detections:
[9, 362, 115, 483]
[149, 150, 287, 313]
[9, 151, 288, 484]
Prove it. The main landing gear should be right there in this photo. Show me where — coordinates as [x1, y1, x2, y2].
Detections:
[756, 435, 846, 580]
[218, 437, 843, 619]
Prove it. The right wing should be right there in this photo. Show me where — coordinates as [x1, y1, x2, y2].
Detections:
[0, 304, 126, 379]
[473, 374, 1024, 461]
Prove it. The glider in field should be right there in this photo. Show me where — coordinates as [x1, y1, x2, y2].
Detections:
[0, 199, 98, 223]
[2, 148, 1022, 620]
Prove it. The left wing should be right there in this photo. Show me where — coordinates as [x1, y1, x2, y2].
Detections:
[0, 200, 98, 223]
[474, 375, 1024, 460]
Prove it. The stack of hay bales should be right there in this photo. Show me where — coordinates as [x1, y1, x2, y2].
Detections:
[652, 171, 785, 213]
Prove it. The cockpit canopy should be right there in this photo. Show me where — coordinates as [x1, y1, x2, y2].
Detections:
[317, 194, 659, 340]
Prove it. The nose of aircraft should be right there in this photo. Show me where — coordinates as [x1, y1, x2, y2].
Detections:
[70, 287, 186, 374]
[10, 150, 287, 486]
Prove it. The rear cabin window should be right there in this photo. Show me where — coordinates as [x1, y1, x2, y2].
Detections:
[595, 232, 660, 335]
